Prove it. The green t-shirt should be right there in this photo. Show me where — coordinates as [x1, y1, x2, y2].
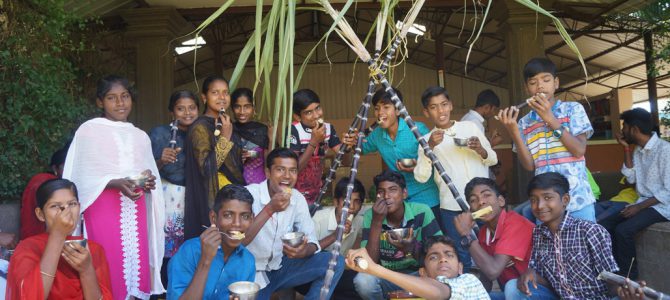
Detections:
[361, 202, 443, 271]
[587, 169, 601, 200]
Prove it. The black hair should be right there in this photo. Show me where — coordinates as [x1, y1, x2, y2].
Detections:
[266, 147, 299, 169]
[212, 184, 254, 213]
[49, 145, 69, 167]
[421, 236, 459, 266]
[373, 170, 406, 190]
[420, 86, 450, 108]
[475, 89, 500, 108]
[168, 90, 199, 112]
[464, 177, 501, 198]
[333, 177, 366, 203]
[36, 178, 79, 210]
[292, 89, 321, 115]
[96, 75, 136, 101]
[527, 172, 570, 197]
[231, 87, 255, 107]
[201, 75, 229, 95]
[372, 87, 403, 107]
[523, 57, 557, 82]
[621, 108, 653, 136]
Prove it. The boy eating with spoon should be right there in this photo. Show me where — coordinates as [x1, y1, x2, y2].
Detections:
[167, 184, 256, 300]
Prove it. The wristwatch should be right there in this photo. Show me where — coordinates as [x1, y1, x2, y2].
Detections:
[552, 126, 569, 138]
[460, 235, 476, 248]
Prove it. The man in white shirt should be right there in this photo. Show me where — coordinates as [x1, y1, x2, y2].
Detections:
[461, 89, 502, 147]
[599, 108, 670, 280]
[244, 148, 344, 299]
[414, 86, 498, 272]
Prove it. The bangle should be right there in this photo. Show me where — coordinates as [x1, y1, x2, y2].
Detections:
[41, 271, 56, 278]
[309, 142, 318, 148]
[624, 147, 631, 153]
[265, 208, 274, 218]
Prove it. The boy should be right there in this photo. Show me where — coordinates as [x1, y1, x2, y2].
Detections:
[512, 172, 618, 300]
[414, 86, 497, 271]
[346, 236, 489, 300]
[243, 148, 344, 299]
[600, 108, 670, 279]
[311, 177, 366, 300]
[497, 57, 596, 221]
[313, 177, 366, 253]
[461, 89, 503, 146]
[345, 88, 440, 217]
[289, 89, 354, 205]
[453, 178, 534, 300]
[354, 170, 443, 300]
[167, 184, 256, 300]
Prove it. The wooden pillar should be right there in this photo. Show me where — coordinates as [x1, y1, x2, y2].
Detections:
[435, 35, 445, 87]
[121, 7, 191, 130]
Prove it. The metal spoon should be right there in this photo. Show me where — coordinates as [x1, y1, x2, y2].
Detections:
[201, 225, 244, 240]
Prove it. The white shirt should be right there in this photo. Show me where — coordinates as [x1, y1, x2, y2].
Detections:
[245, 180, 321, 288]
[621, 133, 670, 220]
[414, 121, 498, 211]
[461, 110, 486, 134]
[312, 206, 364, 254]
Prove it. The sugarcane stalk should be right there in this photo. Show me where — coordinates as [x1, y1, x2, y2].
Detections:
[598, 271, 668, 299]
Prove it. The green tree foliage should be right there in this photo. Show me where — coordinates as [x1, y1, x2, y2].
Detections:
[0, 0, 94, 200]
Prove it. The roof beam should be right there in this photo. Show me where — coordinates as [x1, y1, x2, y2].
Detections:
[558, 61, 647, 92]
[558, 34, 644, 73]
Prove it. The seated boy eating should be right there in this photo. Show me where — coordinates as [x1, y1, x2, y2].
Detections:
[168, 184, 255, 300]
[453, 177, 534, 300]
[353, 170, 443, 300]
[512, 172, 618, 299]
[346, 236, 489, 300]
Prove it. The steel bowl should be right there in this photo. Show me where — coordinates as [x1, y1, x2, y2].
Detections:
[453, 137, 469, 147]
[228, 281, 260, 300]
[397, 158, 416, 168]
[384, 228, 412, 240]
[64, 238, 88, 248]
[281, 232, 305, 247]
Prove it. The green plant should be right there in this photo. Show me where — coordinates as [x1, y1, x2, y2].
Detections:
[0, 0, 94, 201]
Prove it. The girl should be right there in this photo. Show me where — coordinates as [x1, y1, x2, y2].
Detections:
[63, 75, 165, 299]
[7, 179, 113, 299]
[183, 75, 245, 240]
[149, 90, 199, 258]
[231, 87, 269, 184]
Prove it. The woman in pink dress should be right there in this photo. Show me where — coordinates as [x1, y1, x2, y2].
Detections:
[63, 75, 165, 299]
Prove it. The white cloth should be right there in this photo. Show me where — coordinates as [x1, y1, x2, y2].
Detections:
[312, 206, 363, 254]
[245, 180, 320, 289]
[621, 133, 670, 220]
[461, 110, 486, 134]
[0, 259, 7, 299]
[62, 117, 165, 294]
[414, 121, 497, 211]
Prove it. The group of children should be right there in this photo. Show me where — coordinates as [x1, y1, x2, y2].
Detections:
[3, 55, 667, 300]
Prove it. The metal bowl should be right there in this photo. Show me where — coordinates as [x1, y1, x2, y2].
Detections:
[64, 238, 88, 248]
[228, 281, 260, 300]
[384, 228, 412, 240]
[453, 137, 469, 147]
[397, 158, 416, 168]
[281, 232, 305, 247]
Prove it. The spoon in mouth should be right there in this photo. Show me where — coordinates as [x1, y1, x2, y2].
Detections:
[201, 225, 245, 240]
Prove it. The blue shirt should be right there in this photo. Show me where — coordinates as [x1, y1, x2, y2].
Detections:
[514, 100, 595, 212]
[149, 124, 187, 186]
[362, 118, 439, 207]
[168, 238, 255, 300]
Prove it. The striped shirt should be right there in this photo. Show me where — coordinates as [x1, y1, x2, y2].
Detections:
[529, 215, 618, 299]
[361, 202, 443, 271]
[514, 100, 595, 212]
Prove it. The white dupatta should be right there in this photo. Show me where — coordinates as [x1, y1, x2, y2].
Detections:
[63, 118, 165, 295]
